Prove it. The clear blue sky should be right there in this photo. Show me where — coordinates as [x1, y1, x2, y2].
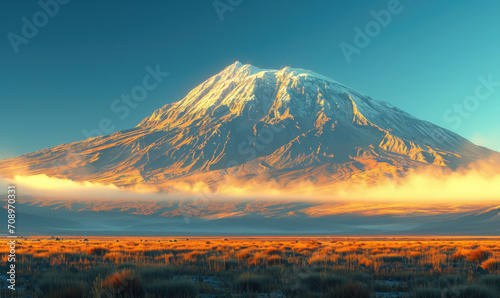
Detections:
[1, 0, 500, 159]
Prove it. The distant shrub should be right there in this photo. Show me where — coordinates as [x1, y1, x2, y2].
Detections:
[454, 248, 491, 262]
[358, 256, 373, 267]
[467, 249, 491, 262]
[145, 280, 197, 298]
[481, 258, 500, 271]
[308, 252, 328, 265]
[87, 246, 109, 256]
[236, 249, 252, 261]
[101, 269, 144, 298]
[266, 247, 282, 255]
[376, 254, 406, 263]
[266, 255, 285, 265]
[104, 252, 129, 262]
[407, 251, 422, 258]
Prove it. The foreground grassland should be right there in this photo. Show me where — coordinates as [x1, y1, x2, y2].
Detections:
[0, 237, 499, 297]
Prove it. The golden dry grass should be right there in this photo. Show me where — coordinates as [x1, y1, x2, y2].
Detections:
[0, 236, 499, 297]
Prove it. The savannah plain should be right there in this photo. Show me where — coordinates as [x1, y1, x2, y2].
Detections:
[1, 236, 499, 297]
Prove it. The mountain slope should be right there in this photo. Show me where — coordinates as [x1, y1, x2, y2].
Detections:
[0, 62, 496, 189]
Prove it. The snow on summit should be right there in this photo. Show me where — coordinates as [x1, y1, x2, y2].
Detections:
[0, 63, 496, 189]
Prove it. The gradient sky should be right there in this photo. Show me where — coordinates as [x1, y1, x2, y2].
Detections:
[1, 0, 500, 160]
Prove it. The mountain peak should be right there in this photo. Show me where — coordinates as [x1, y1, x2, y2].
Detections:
[1, 63, 495, 188]
[222, 60, 244, 73]
[217, 62, 347, 91]
[275, 66, 340, 84]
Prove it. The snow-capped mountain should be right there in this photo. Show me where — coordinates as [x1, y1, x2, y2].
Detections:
[0, 62, 496, 188]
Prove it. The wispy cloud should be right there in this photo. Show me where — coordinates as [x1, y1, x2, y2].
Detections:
[2, 157, 499, 205]
[1, 175, 172, 201]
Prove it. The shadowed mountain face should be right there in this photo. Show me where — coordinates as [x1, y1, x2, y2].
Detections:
[0, 62, 496, 188]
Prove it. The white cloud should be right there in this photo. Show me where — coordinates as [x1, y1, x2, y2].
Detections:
[3, 157, 500, 205]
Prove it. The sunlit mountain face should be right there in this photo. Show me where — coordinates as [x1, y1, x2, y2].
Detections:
[1, 62, 499, 235]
